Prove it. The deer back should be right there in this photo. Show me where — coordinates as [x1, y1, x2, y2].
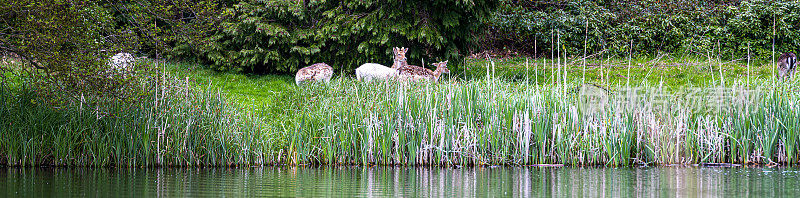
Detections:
[296, 63, 333, 84]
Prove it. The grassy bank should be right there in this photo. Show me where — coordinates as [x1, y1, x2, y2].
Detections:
[0, 77, 273, 167]
[276, 77, 799, 166]
[460, 55, 775, 89]
[2, 56, 799, 167]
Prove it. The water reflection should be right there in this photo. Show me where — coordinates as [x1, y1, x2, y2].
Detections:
[1, 166, 798, 197]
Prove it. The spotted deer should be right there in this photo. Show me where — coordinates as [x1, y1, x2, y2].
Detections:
[354, 47, 407, 82]
[398, 60, 450, 83]
[778, 52, 797, 80]
[295, 63, 334, 85]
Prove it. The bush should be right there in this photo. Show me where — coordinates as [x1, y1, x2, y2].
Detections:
[485, 0, 800, 59]
[1, 0, 222, 101]
[723, 0, 800, 58]
[190, 0, 498, 73]
[1, 1, 120, 96]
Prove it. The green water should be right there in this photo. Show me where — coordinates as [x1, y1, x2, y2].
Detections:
[2, 166, 799, 197]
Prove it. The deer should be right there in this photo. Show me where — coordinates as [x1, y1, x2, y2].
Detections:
[354, 47, 407, 82]
[295, 62, 334, 85]
[398, 60, 450, 83]
[102, 52, 148, 78]
[778, 52, 797, 80]
[108, 52, 135, 73]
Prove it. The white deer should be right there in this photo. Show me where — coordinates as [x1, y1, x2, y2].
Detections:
[355, 47, 407, 82]
[102, 52, 142, 78]
[109, 52, 136, 73]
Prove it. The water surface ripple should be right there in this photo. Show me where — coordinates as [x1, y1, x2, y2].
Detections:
[2, 166, 799, 197]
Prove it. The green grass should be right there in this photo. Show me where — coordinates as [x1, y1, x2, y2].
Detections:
[0, 74, 274, 167]
[167, 63, 292, 101]
[458, 55, 776, 90]
[163, 55, 780, 106]
[164, 63, 293, 114]
[2, 55, 800, 167]
[263, 74, 800, 166]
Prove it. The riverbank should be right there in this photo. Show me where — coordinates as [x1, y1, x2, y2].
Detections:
[1, 56, 798, 167]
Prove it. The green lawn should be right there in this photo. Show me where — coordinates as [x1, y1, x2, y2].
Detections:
[167, 62, 294, 103]
[167, 55, 781, 104]
[459, 55, 776, 90]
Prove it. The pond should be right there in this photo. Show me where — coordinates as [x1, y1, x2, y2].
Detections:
[2, 166, 799, 197]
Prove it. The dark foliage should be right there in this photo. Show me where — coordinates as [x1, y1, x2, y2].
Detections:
[189, 0, 498, 73]
[0, 0, 221, 103]
[485, 0, 800, 59]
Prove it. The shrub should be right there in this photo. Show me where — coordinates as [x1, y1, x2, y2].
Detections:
[1, 0, 222, 102]
[723, 0, 800, 58]
[1, 1, 119, 96]
[190, 0, 498, 73]
[485, 0, 800, 59]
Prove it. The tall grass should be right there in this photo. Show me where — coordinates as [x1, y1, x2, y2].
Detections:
[0, 74, 271, 167]
[2, 63, 800, 167]
[279, 74, 800, 166]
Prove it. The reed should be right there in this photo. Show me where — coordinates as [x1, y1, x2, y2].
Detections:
[273, 74, 800, 166]
[0, 73, 271, 167]
[2, 61, 800, 167]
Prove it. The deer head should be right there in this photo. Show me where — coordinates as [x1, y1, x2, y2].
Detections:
[431, 61, 450, 82]
[392, 47, 408, 69]
[433, 61, 450, 75]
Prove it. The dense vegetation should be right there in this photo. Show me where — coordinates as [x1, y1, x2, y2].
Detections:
[2, 0, 800, 167]
[0, 74, 270, 167]
[184, 0, 800, 73]
[0, 0, 221, 99]
[486, 0, 800, 59]
[4, 0, 798, 74]
[189, 0, 497, 73]
[1, 58, 797, 167]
